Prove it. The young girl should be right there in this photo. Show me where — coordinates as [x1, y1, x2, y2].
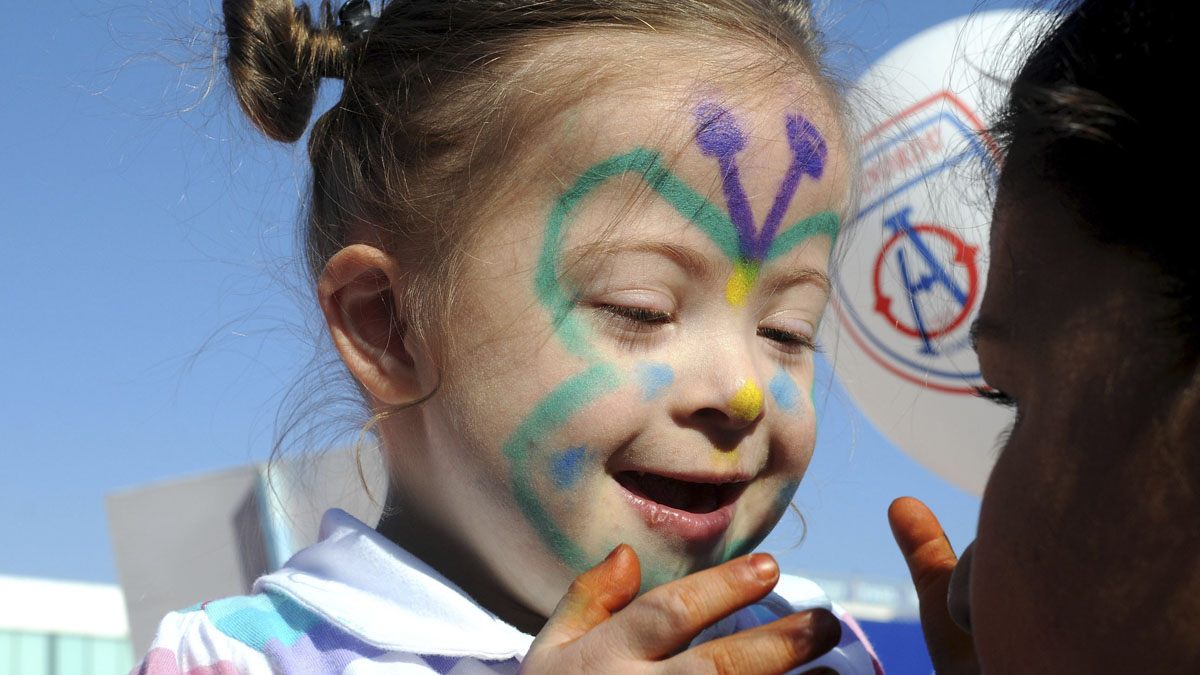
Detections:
[890, 0, 1198, 672]
[135, 0, 882, 672]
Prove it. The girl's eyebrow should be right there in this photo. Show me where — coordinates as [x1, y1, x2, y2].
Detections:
[758, 267, 831, 296]
[561, 239, 722, 281]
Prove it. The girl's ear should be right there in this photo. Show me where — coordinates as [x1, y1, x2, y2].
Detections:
[318, 244, 424, 406]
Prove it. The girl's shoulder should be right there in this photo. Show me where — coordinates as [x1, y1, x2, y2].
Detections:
[131, 508, 529, 674]
[132, 588, 518, 675]
[689, 573, 886, 675]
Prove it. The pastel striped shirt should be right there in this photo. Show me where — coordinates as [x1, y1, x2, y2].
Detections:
[133, 509, 882, 674]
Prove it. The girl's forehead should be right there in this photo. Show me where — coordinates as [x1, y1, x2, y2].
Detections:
[561, 75, 840, 154]
[550, 87, 849, 234]
[525, 31, 843, 157]
[465, 35, 850, 268]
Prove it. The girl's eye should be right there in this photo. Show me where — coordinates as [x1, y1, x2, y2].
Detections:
[974, 386, 1018, 408]
[595, 304, 673, 330]
[757, 326, 818, 353]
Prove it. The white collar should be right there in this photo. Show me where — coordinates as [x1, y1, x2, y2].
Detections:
[254, 509, 534, 661]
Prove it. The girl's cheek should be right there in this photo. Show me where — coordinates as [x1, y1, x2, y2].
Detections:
[768, 366, 804, 416]
[635, 360, 675, 401]
[722, 479, 802, 560]
[768, 365, 818, 474]
[548, 445, 592, 491]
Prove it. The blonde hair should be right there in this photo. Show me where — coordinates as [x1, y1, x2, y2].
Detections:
[222, 0, 838, 468]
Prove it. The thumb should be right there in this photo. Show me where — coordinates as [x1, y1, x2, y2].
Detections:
[888, 497, 980, 675]
[534, 544, 642, 647]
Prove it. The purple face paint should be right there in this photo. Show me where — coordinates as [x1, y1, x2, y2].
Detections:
[695, 102, 758, 259]
[694, 101, 829, 262]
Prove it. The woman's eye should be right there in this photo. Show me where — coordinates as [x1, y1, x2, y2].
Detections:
[757, 326, 818, 352]
[974, 386, 1022, 453]
[974, 386, 1017, 408]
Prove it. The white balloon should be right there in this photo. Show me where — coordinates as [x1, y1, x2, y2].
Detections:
[823, 10, 1050, 495]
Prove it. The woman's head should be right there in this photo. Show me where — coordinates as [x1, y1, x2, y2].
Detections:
[958, 0, 1199, 670]
[222, 0, 849, 629]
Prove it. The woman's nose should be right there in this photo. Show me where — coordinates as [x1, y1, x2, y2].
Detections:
[947, 541, 975, 633]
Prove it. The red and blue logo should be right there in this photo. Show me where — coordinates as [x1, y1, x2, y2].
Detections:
[833, 92, 1000, 395]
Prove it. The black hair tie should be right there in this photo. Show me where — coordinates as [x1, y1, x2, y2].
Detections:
[338, 0, 376, 42]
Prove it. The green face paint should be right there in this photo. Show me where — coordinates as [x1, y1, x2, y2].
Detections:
[502, 104, 839, 578]
[722, 480, 801, 560]
[500, 362, 621, 569]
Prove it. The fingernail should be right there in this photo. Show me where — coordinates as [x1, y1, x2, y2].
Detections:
[603, 544, 626, 563]
[748, 553, 778, 582]
[810, 609, 842, 651]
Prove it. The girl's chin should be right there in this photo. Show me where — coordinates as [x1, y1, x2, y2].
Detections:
[540, 476, 769, 583]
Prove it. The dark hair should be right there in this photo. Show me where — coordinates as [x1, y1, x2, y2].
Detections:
[993, 0, 1192, 343]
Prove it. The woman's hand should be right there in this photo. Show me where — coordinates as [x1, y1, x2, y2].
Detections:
[521, 544, 841, 674]
[888, 497, 981, 675]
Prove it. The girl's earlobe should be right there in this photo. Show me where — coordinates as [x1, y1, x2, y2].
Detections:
[318, 244, 424, 406]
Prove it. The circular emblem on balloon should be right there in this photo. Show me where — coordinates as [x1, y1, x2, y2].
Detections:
[824, 10, 1048, 495]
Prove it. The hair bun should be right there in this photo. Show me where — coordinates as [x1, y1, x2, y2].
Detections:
[223, 0, 348, 142]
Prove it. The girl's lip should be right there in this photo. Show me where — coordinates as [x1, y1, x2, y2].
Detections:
[613, 471, 746, 541]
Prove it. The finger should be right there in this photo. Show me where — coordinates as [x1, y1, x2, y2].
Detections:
[888, 497, 980, 675]
[888, 497, 959, 598]
[664, 609, 841, 675]
[533, 544, 642, 648]
[605, 553, 782, 659]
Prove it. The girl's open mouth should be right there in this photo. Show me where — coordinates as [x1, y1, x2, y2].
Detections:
[615, 471, 748, 513]
[614, 471, 749, 540]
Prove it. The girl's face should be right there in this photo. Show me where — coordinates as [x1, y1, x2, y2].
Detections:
[395, 52, 848, 619]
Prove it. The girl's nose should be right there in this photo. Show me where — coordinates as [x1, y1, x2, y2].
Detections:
[725, 377, 767, 426]
[669, 328, 765, 442]
[678, 372, 766, 433]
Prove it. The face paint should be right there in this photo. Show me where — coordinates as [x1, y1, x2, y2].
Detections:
[729, 378, 765, 421]
[725, 259, 760, 307]
[552, 446, 589, 490]
[636, 361, 675, 401]
[501, 362, 620, 568]
[722, 480, 801, 559]
[712, 446, 740, 469]
[769, 367, 802, 414]
[501, 102, 838, 575]
[696, 101, 830, 306]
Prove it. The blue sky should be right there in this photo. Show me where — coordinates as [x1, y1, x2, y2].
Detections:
[0, 0, 1017, 584]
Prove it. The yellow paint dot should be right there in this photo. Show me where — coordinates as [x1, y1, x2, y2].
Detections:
[725, 259, 760, 307]
[713, 447, 740, 467]
[729, 378, 764, 421]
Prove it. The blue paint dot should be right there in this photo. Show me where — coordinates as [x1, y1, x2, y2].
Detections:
[636, 362, 675, 401]
[552, 446, 588, 490]
[769, 368, 801, 413]
[776, 480, 800, 511]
